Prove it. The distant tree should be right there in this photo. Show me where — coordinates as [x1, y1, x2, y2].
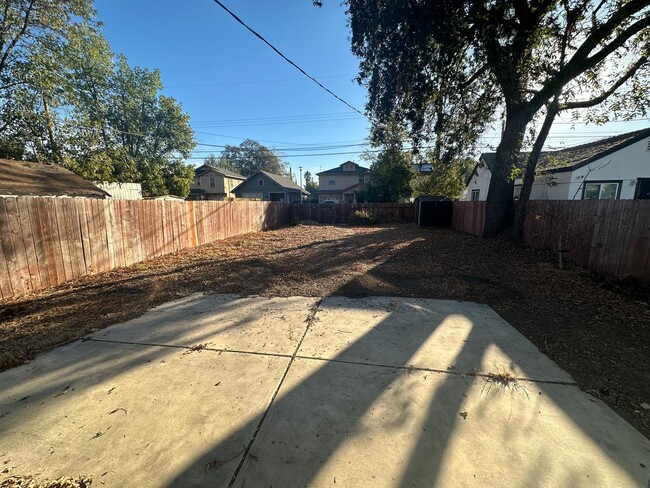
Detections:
[220, 139, 288, 177]
[203, 153, 238, 172]
[303, 170, 319, 194]
[359, 148, 415, 203]
[412, 156, 473, 200]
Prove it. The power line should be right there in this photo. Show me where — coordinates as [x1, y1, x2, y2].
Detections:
[210, 0, 366, 118]
[166, 73, 355, 89]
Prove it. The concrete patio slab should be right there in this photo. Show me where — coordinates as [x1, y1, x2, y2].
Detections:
[234, 358, 649, 488]
[1, 294, 648, 488]
[298, 296, 574, 382]
[0, 339, 288, 487]
[93, 293, 319, 355]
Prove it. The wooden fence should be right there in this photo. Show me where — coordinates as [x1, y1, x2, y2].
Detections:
[290, 203, 415, 224]
[0, 197, 289, 300]
[451, 201, 486, 236]
[451, 199, 650, 280]
[523, 199, 650, 280]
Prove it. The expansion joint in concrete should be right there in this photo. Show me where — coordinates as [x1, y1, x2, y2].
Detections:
[227, 298, 325, 488]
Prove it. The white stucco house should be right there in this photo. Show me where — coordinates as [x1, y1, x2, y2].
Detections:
[464, 128, 650, 201]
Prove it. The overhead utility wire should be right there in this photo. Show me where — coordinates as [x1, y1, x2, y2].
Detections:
[211, 0, 366, 118]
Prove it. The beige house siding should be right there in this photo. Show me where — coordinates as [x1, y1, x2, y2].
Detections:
[190, 172, 244, 200]
[317, 161, 369, 203]
[320, 173, 366, 191]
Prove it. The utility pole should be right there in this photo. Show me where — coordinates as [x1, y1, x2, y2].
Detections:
[299, 166, 303, 188]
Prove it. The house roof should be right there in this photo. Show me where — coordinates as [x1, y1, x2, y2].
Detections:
[195, 164, 245, 180]
[317, 161, 370, 176]
[480, 127, 650, 174]
[0, 159, 110, 198]
[232, 170, 310, 195]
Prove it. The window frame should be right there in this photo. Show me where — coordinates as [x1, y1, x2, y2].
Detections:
[328, 176, 336, 185]
[209, 176, 216, 188]
[358, 174, 365, 184]
[257, 178, 264, 187]
[471, 189, 480, 201]
[581, 180, 622, 200]
[195, 177, 201, 187]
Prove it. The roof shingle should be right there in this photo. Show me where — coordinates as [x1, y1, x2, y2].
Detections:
[0, 160, 109, 198]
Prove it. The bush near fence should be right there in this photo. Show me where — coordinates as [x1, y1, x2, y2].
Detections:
[0, 197, 289, 300]
[451, 200, 650, 281]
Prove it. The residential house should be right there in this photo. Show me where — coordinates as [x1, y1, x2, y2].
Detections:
[232, 170, 309, 202]
[187, 165, 246, 201]
[316, 161, 369, 203]
[464, 128, 650, 201]
[0, 159, 109, 198]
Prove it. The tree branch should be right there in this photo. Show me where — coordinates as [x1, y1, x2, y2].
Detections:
[0, 0, 35, 75]
[561, 56, 648, 110]
[531, 0, 650, 110]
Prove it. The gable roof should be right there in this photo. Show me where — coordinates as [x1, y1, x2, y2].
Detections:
[317, 161, 370, 176]
[480, 127, 650, 174]
[232, 170, 310, 195]
[0, 159, 109, 198]
[194, 164, 245, 179]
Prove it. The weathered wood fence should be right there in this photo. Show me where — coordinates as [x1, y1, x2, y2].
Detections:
[451, 201, 486, 236]
[290, 203, 415, 224]
[452, 200, 650, 280]
[0, 197, 289, 300]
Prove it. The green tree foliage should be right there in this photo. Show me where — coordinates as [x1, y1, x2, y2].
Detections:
[412, 157, 473, 200]
[358, 148, 415, 203]
[0, 3, 196, 197]
[219, 139, 288, 177]
[203, 153, 237, 173]
[303, 170, 319, 194]
[342, 0, 650, 236]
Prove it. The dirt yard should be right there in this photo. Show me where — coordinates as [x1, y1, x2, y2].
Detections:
[1, 224, 648, 437]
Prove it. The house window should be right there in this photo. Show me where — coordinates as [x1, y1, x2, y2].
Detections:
[471, 189, 480, 201]
[209, 177, 216, 188]
[583, 181, 620, 200]
[328, 176, 335, 185]
[195, 177, 201, 187]
[258, 179, 264, 187]
[359, 174, 365, 184]
[513, 185, 522, 200]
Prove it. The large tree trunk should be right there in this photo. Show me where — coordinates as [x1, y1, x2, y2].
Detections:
[482, 106, 528, 237]
[511, 100, 558, 241]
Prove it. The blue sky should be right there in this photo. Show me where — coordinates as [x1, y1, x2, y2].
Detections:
[95, 0, 648, 181]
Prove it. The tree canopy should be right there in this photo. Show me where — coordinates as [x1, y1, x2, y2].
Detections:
[0, 0, 196, 197]
[412, 157, 473, 200]
[219, 139, 289, 177]
[303, 170, 319, 194]
[358, 148, 415, 203]
[343, 0, 650, 235]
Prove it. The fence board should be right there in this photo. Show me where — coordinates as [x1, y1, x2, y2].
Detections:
[0, 199, 25, 296]
[0, 198, 289, 300]
[15, 197, 42, 291]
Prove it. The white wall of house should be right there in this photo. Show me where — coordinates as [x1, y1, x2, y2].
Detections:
[564, 138, 650, 199]
[464, 164, 492, 201]
[465, 136, 650, 201]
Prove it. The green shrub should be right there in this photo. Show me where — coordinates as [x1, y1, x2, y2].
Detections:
[349, 210, 379, 225]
